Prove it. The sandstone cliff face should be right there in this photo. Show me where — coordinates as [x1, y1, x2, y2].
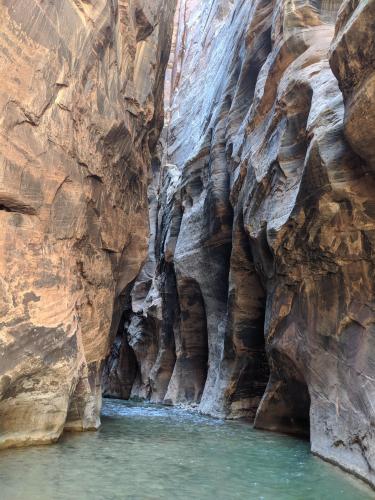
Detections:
[0, 0, 175, 448]
[103, 0, 375, 488]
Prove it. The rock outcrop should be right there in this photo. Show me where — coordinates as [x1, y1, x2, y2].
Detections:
[103, 0, 375, 488]
[0, 0, 175, 448]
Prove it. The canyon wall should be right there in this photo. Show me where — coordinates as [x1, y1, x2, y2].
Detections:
[0, 0, 175, 448]
[104, 0, 375, 488]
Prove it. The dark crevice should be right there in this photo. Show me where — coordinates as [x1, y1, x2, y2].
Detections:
[255, 349, 311, 438]
[102, 283, 139, 400]
[135, 8, 155, 42]
[0, 202, 37, 215]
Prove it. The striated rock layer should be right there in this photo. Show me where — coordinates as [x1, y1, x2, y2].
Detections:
[103, 0, 375, 488]
[0, 0, 176, 447]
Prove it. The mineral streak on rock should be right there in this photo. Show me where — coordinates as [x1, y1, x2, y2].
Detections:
[103, 0, 375, 488]
[0, 0, 176, 448]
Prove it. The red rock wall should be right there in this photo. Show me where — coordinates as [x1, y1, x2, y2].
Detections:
[0, 0, 176, 448]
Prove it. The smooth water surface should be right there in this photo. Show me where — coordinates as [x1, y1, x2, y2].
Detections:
[0, 399, 374, 500]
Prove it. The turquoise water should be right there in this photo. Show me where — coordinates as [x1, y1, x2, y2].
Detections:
[0, 399, 373, 500]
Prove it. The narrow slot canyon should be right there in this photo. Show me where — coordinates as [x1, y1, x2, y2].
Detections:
[1, 0, 375, 499]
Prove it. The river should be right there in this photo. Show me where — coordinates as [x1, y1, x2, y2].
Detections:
[0, 399, 373, 499]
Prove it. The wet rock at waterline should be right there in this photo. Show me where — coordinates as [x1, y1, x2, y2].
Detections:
[103, 0, 375, 488]
[0, 0, 176, 448]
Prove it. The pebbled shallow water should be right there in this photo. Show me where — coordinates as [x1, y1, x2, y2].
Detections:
[0, 399, 374, 500]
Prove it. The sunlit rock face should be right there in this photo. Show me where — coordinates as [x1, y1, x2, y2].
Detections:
[0, 0, 176, 448]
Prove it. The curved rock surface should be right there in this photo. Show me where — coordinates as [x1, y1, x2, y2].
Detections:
[103, 0, 375, 488]
[0, 0, 175, 447]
